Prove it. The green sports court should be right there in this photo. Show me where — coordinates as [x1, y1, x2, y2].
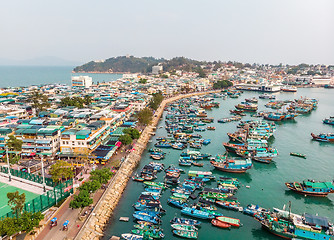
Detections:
[0, 182, 39, 217]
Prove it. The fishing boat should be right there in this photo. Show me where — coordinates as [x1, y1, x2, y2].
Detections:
[168, 199, 188, 208]
[230, 109, 246, 116]
[181, 207, 214, 219]
[245, 97, 258, 103]
[170, 217, 201, 226]
[207, 126, 216, 130]
[216, 201, 243, 211]
[258, 206, 334, 240]
[285, 180, 334, 197]
[211, 159, 252, 173]
[192, 162, 204, 167]
[132, 213, 161, 224]
[216, 216, 241, 227]
[132, 175, 145, 182]
[188, 171, 214, 179]
[311, 133, 334, 142]
[259, 94, 276, 99]
[218, 116, 242, 123]
[235, 102, 258, 112]
[131, 229, 164, 239]
[172, 230, 198, 239]
[171, 224, 198, 231]
[203, 139, 211, 145]
[281, 85, 297, 92]
[179, 158, 193, 166]
[211, 219, 231, 228]
[323, 117, 334, 125]
[150, 153, 165, 160]
[290, 152, 306, 158]
[121, 233, 143, 240]
[143, 182, 167, 189]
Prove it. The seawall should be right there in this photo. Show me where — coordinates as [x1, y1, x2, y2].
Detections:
[75, 90, 220, 240]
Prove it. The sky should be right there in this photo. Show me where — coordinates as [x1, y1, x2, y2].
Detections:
[0, 0, 334, 65]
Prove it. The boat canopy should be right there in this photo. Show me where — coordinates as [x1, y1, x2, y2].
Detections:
[304, 213, 329, 228]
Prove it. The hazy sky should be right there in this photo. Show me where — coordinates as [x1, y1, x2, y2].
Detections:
[1, 0, 334, 65]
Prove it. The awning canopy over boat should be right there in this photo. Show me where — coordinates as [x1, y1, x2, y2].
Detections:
[304, 213, 329, 228]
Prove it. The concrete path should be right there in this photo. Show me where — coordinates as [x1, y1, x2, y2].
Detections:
[0, 172, 53, 195]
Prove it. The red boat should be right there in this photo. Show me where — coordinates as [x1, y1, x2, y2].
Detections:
[211, 219, 231, 229]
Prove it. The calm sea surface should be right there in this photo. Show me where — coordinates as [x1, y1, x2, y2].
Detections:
[0, 66, 122, 88]
[103, 88, 334, 240]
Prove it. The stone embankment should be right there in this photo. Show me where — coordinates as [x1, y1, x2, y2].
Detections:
[75, 90, 220, 240]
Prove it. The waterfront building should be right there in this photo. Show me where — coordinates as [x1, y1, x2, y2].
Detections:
[71, 76, 93, 88]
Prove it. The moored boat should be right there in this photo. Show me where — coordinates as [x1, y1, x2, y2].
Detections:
[311, 133, 334, 142]
[211, 219, 231, 229]
[172, 230, 198, 239]
[285, 180, 334, 196]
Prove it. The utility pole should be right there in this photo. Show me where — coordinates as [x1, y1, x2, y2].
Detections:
[6, 146, 11, 182]
[40, 153, 46, 192]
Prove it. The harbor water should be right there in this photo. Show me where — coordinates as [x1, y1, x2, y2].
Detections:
[0, 66, 122, 88]
[103, 88, 334, 240]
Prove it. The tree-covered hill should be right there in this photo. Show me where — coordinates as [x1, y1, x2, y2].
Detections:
[73, 56, 209, 75]
[73, 56, 164, 73]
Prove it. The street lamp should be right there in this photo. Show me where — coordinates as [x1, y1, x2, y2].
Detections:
[5, 146, 11, 182]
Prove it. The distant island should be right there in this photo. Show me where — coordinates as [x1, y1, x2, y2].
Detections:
[73, 56, 210, 77]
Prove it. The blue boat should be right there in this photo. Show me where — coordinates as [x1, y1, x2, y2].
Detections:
[181, 207, 214, 219]
[311, 133, 334, 142]
[132, 213, 161, 224]
[323, 117, 334, 125]
[134, 210, 161, 217]
[154, 142, 172, 148]
[203, 139, 211, 145]
[167, 199, 188, 209]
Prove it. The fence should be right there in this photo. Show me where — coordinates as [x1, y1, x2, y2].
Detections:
[0, 179, 73, 220]
[0, 166, 56, 187]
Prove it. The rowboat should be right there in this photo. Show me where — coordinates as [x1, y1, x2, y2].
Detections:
[170, 217, 201, 226]
[290, 152, 306, 158]
[216, 216, 241, 227]
[172, 230, 198, 239]
[121, 234, 143, 240]
[211, 219, 231, 228]
[171, 224, 198, 231]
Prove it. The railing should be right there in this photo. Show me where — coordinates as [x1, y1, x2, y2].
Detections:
[0, 166, 56, 187]
[0, 179, 73, 220]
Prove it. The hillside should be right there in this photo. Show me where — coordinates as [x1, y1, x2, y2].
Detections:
[73, 56, 209, 75]
[73, 56, 164, 73]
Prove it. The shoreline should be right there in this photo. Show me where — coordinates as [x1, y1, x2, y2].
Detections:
[72, 71, 127, 74]
[74, 90, 221, 240]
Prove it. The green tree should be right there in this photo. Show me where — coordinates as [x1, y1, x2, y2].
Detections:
[119, 134, 133, 145]
[123, 128, 140, 139]
[0, 217, 18, 236]
[90, 168, 113, 184]
[20, 211, 44, 233]
[49, 160, 74, 183]
[28, 90, 51, 116]
[5, 135, 23, 164]
[79, 180, 101, 193]
[138, 78, 147, 84]
[149, 92, 164, 110]
[136, 107, 153, 125]
[69, 190, 93, 209]
[83, 95, 92, 105]
[213, 80, 233, 89]
[7, 191, 26, 214]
